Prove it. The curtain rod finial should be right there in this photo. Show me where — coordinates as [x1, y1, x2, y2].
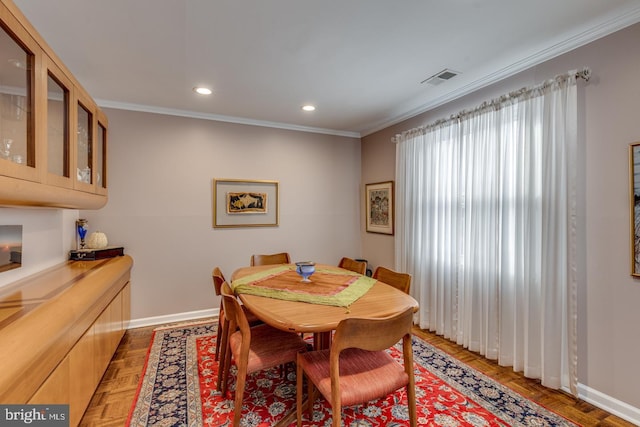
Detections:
[577, 67, 591, 81]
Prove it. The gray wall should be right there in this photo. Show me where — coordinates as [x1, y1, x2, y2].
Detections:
[81, 109, 362, 322]
[362, 22, 640, 420]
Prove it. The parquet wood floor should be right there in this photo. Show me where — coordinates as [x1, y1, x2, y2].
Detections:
[79, 322, 636, 426]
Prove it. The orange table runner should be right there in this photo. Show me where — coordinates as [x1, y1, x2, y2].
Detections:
[231, 265, 376, 307]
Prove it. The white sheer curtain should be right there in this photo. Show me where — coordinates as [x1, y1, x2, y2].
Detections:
[394, 70, 585, 394]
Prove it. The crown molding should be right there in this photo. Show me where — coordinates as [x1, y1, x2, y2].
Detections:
[361, 4, 640, 137]
[96, 99, 361, 139]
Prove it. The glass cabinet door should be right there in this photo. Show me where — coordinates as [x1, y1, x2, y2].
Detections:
[96, 120, 107, 193]
[0, 22, 34, 171]
[76, 102, 92, 185]
[47, 71, 69, 178]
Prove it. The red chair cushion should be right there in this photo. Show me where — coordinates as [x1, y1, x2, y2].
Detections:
[229, 324, 307, 374]
[299, 347, 409, 407]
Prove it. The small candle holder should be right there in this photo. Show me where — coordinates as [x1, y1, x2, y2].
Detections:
[76, 219, 88, 250]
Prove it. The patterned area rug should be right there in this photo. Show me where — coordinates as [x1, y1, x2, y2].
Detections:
[127, 321, 578, 427]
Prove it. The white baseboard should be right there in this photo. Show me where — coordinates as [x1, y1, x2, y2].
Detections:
[128, 308, 219, 329]
[127, 310, 640, 425]
[577, 383, 640, 425]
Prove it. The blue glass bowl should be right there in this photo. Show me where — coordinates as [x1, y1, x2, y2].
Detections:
[295, 261, 316, 282]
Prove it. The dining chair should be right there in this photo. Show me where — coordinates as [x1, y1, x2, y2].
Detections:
[372, 266, 412, 294]
[211, 267, 262, 390]
[337, 257, 367, 275]
[219, 281, 308, 427]
[296, 307, 417, 427]
[250, 252, 291, 266]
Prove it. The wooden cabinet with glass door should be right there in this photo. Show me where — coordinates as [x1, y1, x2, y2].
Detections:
[43, 54, 72, 190]
[0, 0, 108, 209]
[94, 109, 108, 196]
[0, 2, 40, 184]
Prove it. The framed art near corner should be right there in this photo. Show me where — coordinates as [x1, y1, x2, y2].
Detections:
[213, 179, 279, 228]
[629, 143, 640, 276]
[365, 181, 394, 235]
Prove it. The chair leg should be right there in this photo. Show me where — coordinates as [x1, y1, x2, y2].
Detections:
[214, 320, 221, 361]
[331, 393, 341, 427]
[214, 305, 224, 361]
[219, 332, 233, 396]
[296, 357, 304, 426]
[307, 373, 315, 421]
[217, 316, 230, 392]
[407, 383, 417, 427]
[404, 338, 417, 427]
[233, 362, 248, 427]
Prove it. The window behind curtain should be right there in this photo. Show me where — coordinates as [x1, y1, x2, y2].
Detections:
[394, 72, 580, 393]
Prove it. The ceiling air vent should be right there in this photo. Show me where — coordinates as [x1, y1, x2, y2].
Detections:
[421, 69, 459, 86]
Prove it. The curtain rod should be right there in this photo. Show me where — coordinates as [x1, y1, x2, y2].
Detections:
[391, 67, 591, 143]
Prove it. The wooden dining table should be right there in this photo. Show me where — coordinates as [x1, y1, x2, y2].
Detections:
[231, 263, 419, 338]
[230, 262, 419, 426]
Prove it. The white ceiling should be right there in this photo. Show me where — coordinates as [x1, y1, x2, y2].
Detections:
[11, 0, 640, 137]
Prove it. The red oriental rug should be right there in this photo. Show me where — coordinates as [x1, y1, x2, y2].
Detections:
[127, 321, 579, 427]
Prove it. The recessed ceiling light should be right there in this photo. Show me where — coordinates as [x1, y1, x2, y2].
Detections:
[193, 87, 212, 95]
[302, 105, 316, 112]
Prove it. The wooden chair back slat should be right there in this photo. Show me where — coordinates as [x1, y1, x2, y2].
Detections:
[373, 266, 411, 294]
[338, 257, 367, 275]
[250, 252, 291, 266]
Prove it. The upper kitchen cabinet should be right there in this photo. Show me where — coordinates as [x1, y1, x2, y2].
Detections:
[44, 54, 71, 190]
[0, 0, 108, 209]
[0, 2, 38, 183]
[95, 110, 108, 196]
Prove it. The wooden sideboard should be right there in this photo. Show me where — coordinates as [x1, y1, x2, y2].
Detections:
[0, 255, 133, 426]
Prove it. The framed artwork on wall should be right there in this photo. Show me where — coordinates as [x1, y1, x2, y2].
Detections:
[365, 181, 394, 235]
[213, 178, 279, 228]
[629, 143, 640, 276]
[0, 225, 22, 273]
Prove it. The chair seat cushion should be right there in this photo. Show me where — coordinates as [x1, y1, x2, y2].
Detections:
[229, 324, 307, 374]
[299, 348, 409, 407]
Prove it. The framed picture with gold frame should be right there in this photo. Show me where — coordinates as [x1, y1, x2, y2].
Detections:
[213, 179, 279, 228]
[629, 143, 640, 276]
[365, 180, 394, 235]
